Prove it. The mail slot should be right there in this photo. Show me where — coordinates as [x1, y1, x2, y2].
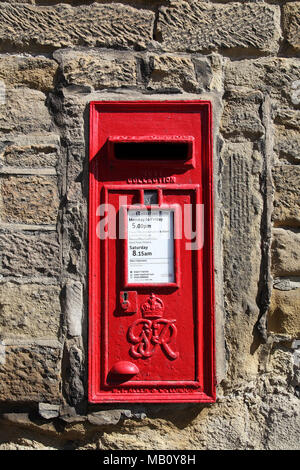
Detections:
[89, 100, 215, 403]
[108, 135, 195, 167]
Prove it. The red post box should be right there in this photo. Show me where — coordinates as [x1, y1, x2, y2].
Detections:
[89, 100, 215, 403]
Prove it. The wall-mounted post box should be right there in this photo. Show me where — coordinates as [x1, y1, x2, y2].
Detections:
[89, 101, 215, 403]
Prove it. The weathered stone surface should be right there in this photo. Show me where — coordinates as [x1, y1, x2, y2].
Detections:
[272, 166, 300, 227]
[157, 2, 280, 53]
[273, 109, 300, 166]
[268, 288, 300, 338]
[87, 407, 146, 427]
[0, 344, 61, 402]
[97, 375, 300, 450]
[65, 281, 83, 337]
[0, 414, 75, 448]
[274, 277, 300, 291]
[225, 58, 300, 107]
[0, 136, 59, 168]
[283, 2, 300, 51]
[88, 410, 122, 426]
[0, 88, 51, 135]
[272, 229, 300, 277]
[0, 283, 61, 339]
[220, 89, 264, 139]
[257, 349, 300, 450]
[99, 420, 191, 450]
[0, 4, 154, 50]
[274, 109, 300, 131]
[59, 405, 86, 423]
[38, 403, 60, 420]
[62, 340, 84, 407]
[193, 57, 213, 91]
[221, 141, 263, 383]
[274, 126, 300, 165]
[147, 55, 198, 92]
[54, 49, 137, 90]
[0, 413, 32, 427]
[263, 395, 300, 450]
[64, 143, 85, 202]
[55, 95, 86, 144]
[194, 54, 224, 93]
[119, 407, 146, 421]
[63, 202, 86, 276]
[0, 175, 59, 224]
[0, 231, 60, 277]
[0, 55, 57, 92]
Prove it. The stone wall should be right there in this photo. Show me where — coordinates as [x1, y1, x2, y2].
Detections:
[0, 0, 299, 450]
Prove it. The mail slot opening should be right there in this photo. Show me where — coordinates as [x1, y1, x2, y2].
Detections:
[114, 142, 190, 161]
[108, 136, 195, 166]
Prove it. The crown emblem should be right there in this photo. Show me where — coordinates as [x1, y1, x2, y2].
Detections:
[140, 293, 164, 319]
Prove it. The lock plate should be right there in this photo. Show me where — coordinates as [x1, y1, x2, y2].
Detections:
[120, 291, 137, 314]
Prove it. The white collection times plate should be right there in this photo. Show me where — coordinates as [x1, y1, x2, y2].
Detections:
[127, 209, 174, 284]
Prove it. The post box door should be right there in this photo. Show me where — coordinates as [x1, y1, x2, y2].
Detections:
[89, 101, 215, 403]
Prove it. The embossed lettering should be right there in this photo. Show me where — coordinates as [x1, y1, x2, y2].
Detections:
[127, 176, 176, 184]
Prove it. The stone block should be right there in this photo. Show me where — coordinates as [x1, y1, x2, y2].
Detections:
[63, 143, 85, 203]
[0, 175, 59, 224]
[88, 410, 122, 426]
[0, 283, 61, 339]
[283, 2, 300, 51]
[274, 126, 300, 165]
[59, 405, 86, 423]
[62, 340, 84, 406]
[62, 202, 86, 276]
[221, 141, 264, 383]
[268, 288, 300, 338]
[0, 137, 59, 168]
[274, 277, 300, 291]
[0, 3, 154, 50]
[157, 2, 280, 54]
[0, 88, 51, 135]
[0, 413, 32, 428]
[65, 281, 83, 337]
[0, 55, 57, 92]
[225, 58, 300, 107]
[193, 57, 213, 91]
[0, 344, 61, 402]
[274, 109, 300, 131]
[194, 54, 224, 93]
[58, 96, 86, 145]
[38, 403, 60, 420]
[222, 142, 263, 301]
[147, 55, 198, 92]
[272, 166, 300, 227]
[220, 90, 264, 139]
[264, 395, 300, 450]
[0, 231, 60, 278]
[271, 229, 300, 277]
[54, 49, 137, 90]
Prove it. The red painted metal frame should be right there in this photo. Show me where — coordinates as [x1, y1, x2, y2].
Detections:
[89, 100, 215, 403]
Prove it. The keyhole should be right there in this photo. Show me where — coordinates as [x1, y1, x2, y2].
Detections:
[123, 292, 128, 302]
[144, 190, 158, 205]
